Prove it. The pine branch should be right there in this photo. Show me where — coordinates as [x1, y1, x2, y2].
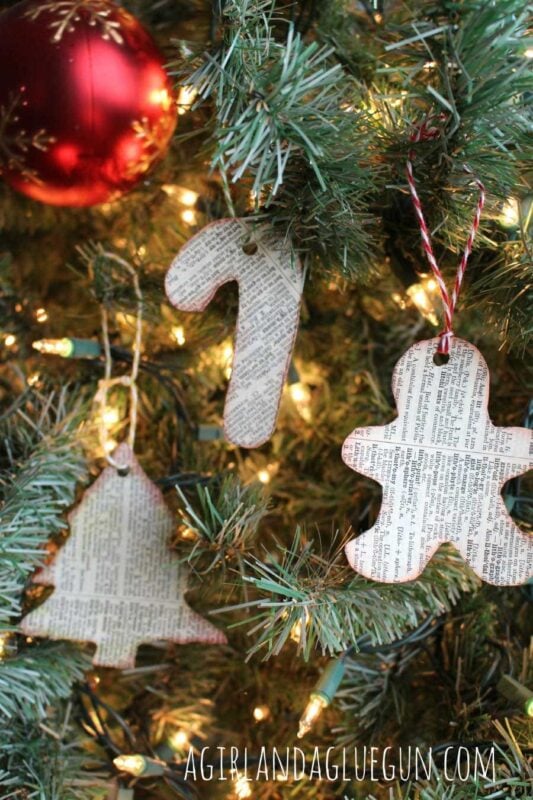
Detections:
[177, 0, 381, 276]
[0, 701, 108, 800]
[0, 641, 90, 721]
[175, 474, 269, 574]
[378, 0, 531, 235]
[0, 389, 88, 629]
[469, 238, 532, 353]
[226, 529, 478, 659]
[408, 738, 533, 800]
[335, 591, 519, 743]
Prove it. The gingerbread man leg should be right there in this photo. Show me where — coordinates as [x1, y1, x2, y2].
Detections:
[345, 490, 443, 583]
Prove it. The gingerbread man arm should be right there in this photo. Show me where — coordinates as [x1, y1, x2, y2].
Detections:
[341, 421, 398, 484]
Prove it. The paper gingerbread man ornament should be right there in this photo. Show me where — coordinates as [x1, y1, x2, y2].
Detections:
[22, 444, 226, 667]
[342, 338, 533, 585]
[165, 218, 303, 448]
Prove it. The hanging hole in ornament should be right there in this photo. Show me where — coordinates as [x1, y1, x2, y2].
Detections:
[117, 465, 131, 478]
[433, 352, 450, 367]
[242, 240, 258, 256]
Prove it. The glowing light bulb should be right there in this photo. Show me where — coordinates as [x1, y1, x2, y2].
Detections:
[257, 469, 271, 485]
[179, 525, 196, 540]
[391, 291, 407, 310]
[406, 276, 439, 327]
[168, 729, 189, 750]
[27, 372, 40, 386]
[149, 87, 172, 110]
[104, 439, 118, 454]
[253, 705, 270, 722]
[102, 407, 120, 427]
[276, 769, 305, 781]
[4, 334, 16, 348]
[35, 307, 48, 323]
[0, 633, 9, 658]
[290, 609, 310, 644]
[115, 312, 137, 329]
[113, 754, 166, 777]
[179, 188, 199, 207]
[289, 381, 312, 422]
[162, 185, 199, 207]
[181, 209, 197, 225]
[525, 48, 533, 58]
[177, 85, 198, 114]
[221, 342, 234, 379]
[297, 695, 327, 739]
[172, 325, 186, 346]
[88, 708, 106, 735]
[499, 197, 520, 228]
[290, 619, 303, 643]
[234, 773, 252, 798]
[137, 245, 147, 258]
[113, 754, 147, 776]
[248, 189, 257, 210]
[32, 338, 73, 357]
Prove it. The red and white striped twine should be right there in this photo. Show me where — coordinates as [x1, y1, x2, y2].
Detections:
[406, 118, 485, 355]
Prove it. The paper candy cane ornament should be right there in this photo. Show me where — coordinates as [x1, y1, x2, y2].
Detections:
[22, 444, 227, 667]
[343, 338, 533, 585]
[165, 219, 303, 447]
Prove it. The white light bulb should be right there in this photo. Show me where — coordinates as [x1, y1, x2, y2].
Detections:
[102, 407, 120, 427]
[253, 705, 270, 722]
[172, 325, 186, 346]
[234, 773, 252, 798]
[169, 729, 189, 750]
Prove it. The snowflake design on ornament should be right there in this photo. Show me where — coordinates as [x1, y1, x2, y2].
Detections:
[0, 93, 55, 183]
[126, 113, 176, 179]
[24, 1, 124, 44]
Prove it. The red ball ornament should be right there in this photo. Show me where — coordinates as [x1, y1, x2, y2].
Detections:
[0, 0, 177, 207]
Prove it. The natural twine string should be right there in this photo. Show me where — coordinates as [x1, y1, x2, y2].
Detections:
[93, 253, 143, 472]
[406, 117, 485, 355]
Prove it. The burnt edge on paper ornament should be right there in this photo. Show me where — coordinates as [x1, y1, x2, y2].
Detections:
[342, 338, 533, 586]
[22, 443, 227, 668]
[165, 218, 304, 448]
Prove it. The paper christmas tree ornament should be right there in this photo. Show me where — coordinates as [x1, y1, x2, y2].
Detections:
[22, 443, 226, 667]
[165, 218, 304, 448]
[342, 338, 533, 586]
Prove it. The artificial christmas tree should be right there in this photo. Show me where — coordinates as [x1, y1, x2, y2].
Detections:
[0, 1, 531, 798]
